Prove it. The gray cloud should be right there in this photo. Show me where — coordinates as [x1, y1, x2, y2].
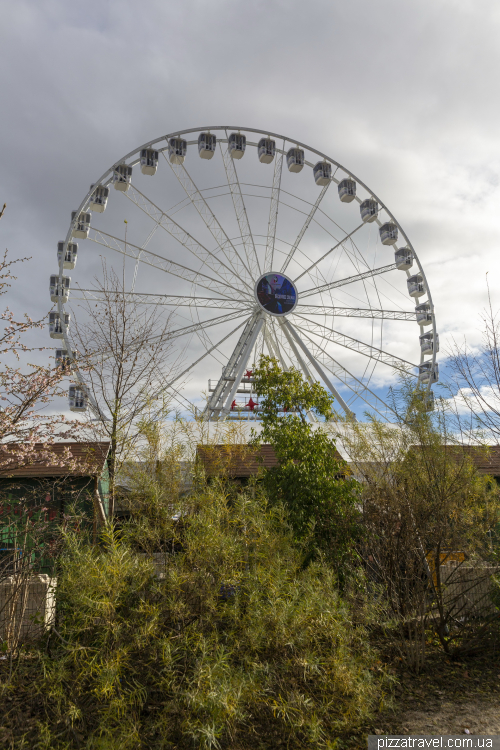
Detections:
[1, 0, 499, 412]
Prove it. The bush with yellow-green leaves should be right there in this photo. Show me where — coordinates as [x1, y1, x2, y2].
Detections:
[26, 479, 384, 750]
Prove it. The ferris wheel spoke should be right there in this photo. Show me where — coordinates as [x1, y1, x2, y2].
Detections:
[295, 303, 416, 321]
[263, 320, 287, 370]
[88, 227, 243, 301]
[220, 137, 261, 280]
[166, 311, 250, 342]
[275, 322, 315, 383]
[263, 142, 284, 273]
[279, 320, 355, 417]
[293, 222, 365, 284]
[124, 183, 253, 293]
[292, 313, 417, 373]
[163, 317, 250, 394]
[102, 310, 250, 362]
[299, 262, 398, 299]
[166, 158, 255, 287]
[280, 183, 330, 275]
[289, 322, 396, 420]
[72, 289, 252, 311]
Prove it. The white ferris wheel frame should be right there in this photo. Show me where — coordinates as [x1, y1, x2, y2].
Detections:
[55, 125, 438, 422]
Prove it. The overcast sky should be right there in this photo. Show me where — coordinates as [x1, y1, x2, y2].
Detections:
[1, 0, 499, 417]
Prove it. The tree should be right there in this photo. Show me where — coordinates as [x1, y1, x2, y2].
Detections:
[448, 282, 500, 440]
[342, 378, 500, 667]
[250, 355, 361, 574]
[70, 263, 179, 516]
[0, 206, 81, 475]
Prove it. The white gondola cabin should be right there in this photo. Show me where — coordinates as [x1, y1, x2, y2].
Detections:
[338, 178, 356, 202]
[140, 149, 159, 175]
[57, 241, 77, 270]
[55, 349, 75, 372]
[313, 161, 332, 186]
[168, 137, 187, 165]
[418, 362, 439, 385]
[71, 211, 91, 239]
[89, 185, 109, 212]
[69, 384, 88, 412]
[228, 132, 246, 159]
[360, 198, 378, 223]
[379, 221, 398, 246]
[258, 137, 275, 164]
[198, 132, 216, 159]
[49, 311, 70, 339]
[415, 302, 433, 327]
[407, 274, 425, 298]
[113, 164, 132, 191]
[286, 147, 304, 173]
[413, 389, 435, 412]
[423, 390, 435, 412]
[420, 331, 439, 355]
[395, 247, 413, 271]
[50, 275, 70, 304]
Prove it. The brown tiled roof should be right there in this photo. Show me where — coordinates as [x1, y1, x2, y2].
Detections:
[407, 444, 500, 476]
[197, 443, 345, 478]
[0, 442, 110, 478]
[456, 445, 500, 476]
[197, 444, 277, 478]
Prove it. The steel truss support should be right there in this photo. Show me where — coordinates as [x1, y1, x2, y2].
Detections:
[167, 159, 255, 287]
[220, 139, 261, 281]
[72, 289, 252, 311]
[125, 183, 252, 292]
[299, 262, 398, 299]
[281, 183, 330, 275]
[278, 320, 318, 422]
[204, 312, 265, 420]
[264, 144, 284, 272]
[292, 313, 416, 372]
[292, 322, 397, 421]
[293, 222, 365, 283]
[264, 322, 286, 369]
[279, 320, 314, 386]
[88, 227, 240, 301]
[295, 304, 416, 321]
[164, 318, 249, 398]
[282, 320, 356, 420]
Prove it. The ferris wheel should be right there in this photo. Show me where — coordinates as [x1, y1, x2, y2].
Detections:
[50, 126, 438, 422]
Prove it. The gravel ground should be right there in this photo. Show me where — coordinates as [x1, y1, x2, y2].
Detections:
[369, 647, 500, 740]
[389, 696, 500, 735]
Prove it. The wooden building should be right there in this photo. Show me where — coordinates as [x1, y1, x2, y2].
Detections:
[0, 442, 110, 572]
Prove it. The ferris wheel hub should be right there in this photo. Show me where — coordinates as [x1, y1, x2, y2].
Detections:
[254, 272, 298, 316]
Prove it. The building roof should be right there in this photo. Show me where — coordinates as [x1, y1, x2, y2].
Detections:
[454, 445, 500, 476]
[197, 444, 278, 478]
[0, 442, 110, 478]
[406, 444, 500, 476]
[197, 443, 345, 478]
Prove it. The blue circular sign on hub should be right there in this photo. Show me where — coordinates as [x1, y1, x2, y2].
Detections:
[255, 272, 298, 316]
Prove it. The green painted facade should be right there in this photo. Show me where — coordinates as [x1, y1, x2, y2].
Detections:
[0, 465, 110, 573]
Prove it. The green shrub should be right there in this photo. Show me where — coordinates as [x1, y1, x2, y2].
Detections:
[32, 481, 383, 749]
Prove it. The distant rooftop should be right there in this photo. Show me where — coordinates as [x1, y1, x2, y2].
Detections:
[0, 442, 110, 478]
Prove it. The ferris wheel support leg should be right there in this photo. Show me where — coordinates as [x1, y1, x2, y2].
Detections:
[282, 320, 356, 421]
[278, 320, 318, 422]
[264, 323, 286, 369]
[203, 312, 264, 421]
[219, 314, 265, 420]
